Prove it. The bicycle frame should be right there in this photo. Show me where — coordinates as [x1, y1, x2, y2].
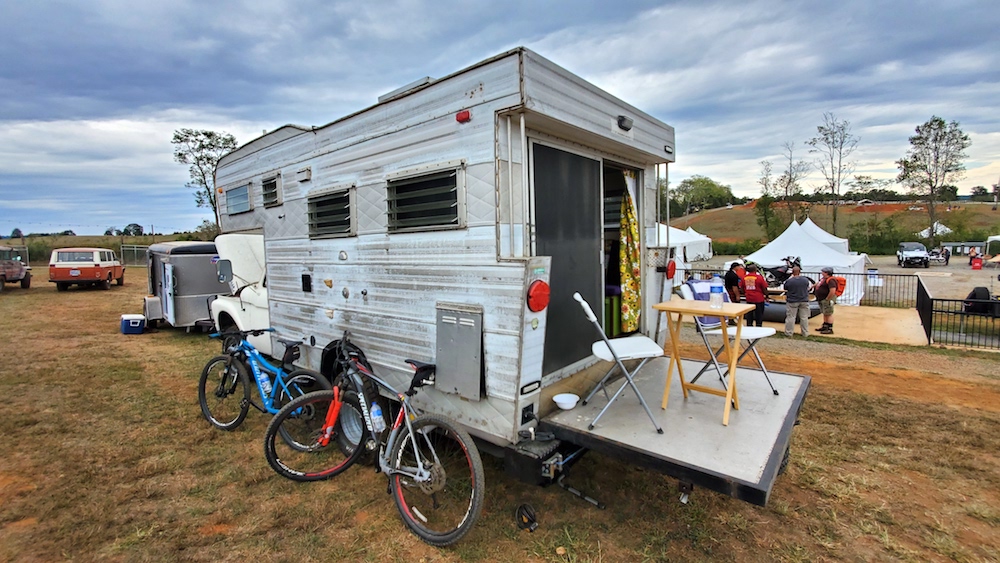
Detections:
[226, 338, 306, 415]
[343, 361, 435, 484]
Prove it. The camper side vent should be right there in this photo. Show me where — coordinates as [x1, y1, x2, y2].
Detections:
[387, 169, 460, 232]
[262, 174, 282, 208]
[308, 188, 355, 238]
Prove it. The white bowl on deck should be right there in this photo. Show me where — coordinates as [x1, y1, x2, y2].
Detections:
[553, 393, 580, 410]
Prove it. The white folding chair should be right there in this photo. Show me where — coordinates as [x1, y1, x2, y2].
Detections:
[574, 292, 664, 434]
[681, 283, 779, 395]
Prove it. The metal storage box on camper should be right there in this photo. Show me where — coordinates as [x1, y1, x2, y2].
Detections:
[144, 241, 227, 329]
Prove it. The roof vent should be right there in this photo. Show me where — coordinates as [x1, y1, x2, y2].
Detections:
[378, 76, 434, 103]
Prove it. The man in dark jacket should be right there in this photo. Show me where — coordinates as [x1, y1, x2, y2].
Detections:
[783, 266, 811, 337]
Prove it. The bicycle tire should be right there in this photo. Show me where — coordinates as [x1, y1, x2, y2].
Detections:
[264, 389, 367, 482]
[276, 369, 333, 451]
[389, 413, 485, 546]
[198, 355, 250, 431]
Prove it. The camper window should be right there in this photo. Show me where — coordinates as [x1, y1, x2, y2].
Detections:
[262, 174, 282, 208]
[226, 184, 252, 214]
[308, 188, 355, 238]
[387, 169, 462, 232]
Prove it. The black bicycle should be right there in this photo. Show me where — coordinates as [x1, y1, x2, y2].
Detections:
[263, 332, 485, 546]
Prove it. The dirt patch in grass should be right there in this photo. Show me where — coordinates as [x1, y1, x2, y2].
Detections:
[1, 270, 999, 561]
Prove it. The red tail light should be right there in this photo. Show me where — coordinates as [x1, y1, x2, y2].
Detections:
[526, 280, 550, 312]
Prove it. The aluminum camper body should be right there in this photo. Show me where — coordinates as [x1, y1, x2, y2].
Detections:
[215, 48, 808, 505]
[144, 241, 226, 328]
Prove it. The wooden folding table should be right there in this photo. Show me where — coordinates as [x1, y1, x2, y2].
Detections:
[653, 299, 755, 426]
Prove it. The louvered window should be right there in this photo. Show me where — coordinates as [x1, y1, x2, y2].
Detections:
[262, 175, 281, 207]
[387, 169, 459, 232]
[308, 188, 354, 238]
[226, 185, 251, 214]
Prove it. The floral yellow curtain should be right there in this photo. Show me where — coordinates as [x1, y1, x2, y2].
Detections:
[619, 171, 641, 333]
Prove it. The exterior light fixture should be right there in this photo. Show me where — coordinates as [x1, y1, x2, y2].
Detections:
[617, 115, 633, 131]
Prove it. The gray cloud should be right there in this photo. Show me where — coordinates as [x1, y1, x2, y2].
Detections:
[1, 0, 998, 234]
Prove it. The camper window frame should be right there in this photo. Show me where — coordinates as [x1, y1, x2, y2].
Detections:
[307, 184, 357, 239]
[226, 184, 253, 215]
[261, 173, 282, 208]
[385, 160, 466, 233]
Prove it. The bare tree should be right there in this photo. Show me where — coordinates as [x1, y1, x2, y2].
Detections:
[760, 142, 810, 227]
[808, 113, 858, 236]
[172, 129, 238, 227]
[896, 117, 971, 247]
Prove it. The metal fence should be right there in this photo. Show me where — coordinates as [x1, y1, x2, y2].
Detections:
[917, 278, 1000, 350]
[120, 244, 149, 266]
[684, 268, 918, 308]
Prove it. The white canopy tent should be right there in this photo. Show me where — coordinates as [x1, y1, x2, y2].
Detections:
[799, 217, 850, 254]
[655, 224, 713, 262]
[985, 235, 1000, 254]
[917, 222, 953, 238]
[744, 221, 868, 305]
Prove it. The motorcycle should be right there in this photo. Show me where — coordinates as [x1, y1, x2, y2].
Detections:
[760, 256, 812, 288]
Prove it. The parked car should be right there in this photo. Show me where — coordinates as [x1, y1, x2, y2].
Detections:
[49, 247, 125, 290]
[897, 242, 930, 268]
[0, 245, 31, 293]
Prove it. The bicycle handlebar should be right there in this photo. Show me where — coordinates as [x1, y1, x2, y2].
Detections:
[209, 327, 275, 339]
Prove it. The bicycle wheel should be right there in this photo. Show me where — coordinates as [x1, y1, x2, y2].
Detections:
[276, 369, 333, 451]
[198, 355, 250, 431]
[264, 389, 367, 482]
[389, 414, 485, 546]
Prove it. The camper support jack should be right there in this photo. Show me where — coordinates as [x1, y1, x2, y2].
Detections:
[542, 449, 605, 509]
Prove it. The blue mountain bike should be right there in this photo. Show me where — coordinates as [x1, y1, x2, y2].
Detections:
[198, 328, 331, 437]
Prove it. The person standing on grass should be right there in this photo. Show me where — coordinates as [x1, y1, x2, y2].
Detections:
[739, 263, 768, 327]
[783, 265, 811, 337]
[814, 267, 839, 335]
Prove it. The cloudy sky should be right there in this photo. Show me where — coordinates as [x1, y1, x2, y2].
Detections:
[1, 0, 998, 236]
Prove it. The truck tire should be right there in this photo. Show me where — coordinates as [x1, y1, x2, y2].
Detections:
[116, 272, 124, 286]
[20, 274, 30, 289]
[0, 277, 5, 294]
[56, 282, 67, 292]
[100, 275, 111, 290]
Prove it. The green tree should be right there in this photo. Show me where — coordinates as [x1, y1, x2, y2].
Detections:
[808, 113, 858, 236]
[672, 175, 734, 215]
[123, 223, 144, 236]
[172, 129, 238, 226]
[10, 228, 22, 238]
[896, 116, 971, 247]
[753, 193, 780, 240]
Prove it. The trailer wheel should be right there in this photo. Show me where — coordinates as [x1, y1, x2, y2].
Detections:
[778, 445, 790, 475]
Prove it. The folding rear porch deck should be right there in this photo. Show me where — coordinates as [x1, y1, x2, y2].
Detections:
[539, 357, 810, 506]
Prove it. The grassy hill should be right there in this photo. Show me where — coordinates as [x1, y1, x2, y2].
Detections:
[672, 201, 1000, 245]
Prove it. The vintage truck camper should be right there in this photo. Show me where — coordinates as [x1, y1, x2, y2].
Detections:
[215, 47, 807, 505]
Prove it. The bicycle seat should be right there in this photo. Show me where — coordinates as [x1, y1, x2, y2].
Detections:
[277, 337, 302, 347]
[405, 359, 435, 371]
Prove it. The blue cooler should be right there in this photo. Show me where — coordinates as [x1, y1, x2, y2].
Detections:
[121, 314, 146, 335]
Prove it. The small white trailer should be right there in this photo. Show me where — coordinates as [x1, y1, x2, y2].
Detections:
[215, 47, 807, 505]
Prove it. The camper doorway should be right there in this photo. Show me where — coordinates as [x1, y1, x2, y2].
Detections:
[532, 142, 639, 377]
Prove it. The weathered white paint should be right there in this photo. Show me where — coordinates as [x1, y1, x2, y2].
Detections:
[216, 47, 675, 445]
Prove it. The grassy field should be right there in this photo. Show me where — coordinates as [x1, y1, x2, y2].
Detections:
[1, 271, 999, 561]
[672, 202, 1000, 244]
